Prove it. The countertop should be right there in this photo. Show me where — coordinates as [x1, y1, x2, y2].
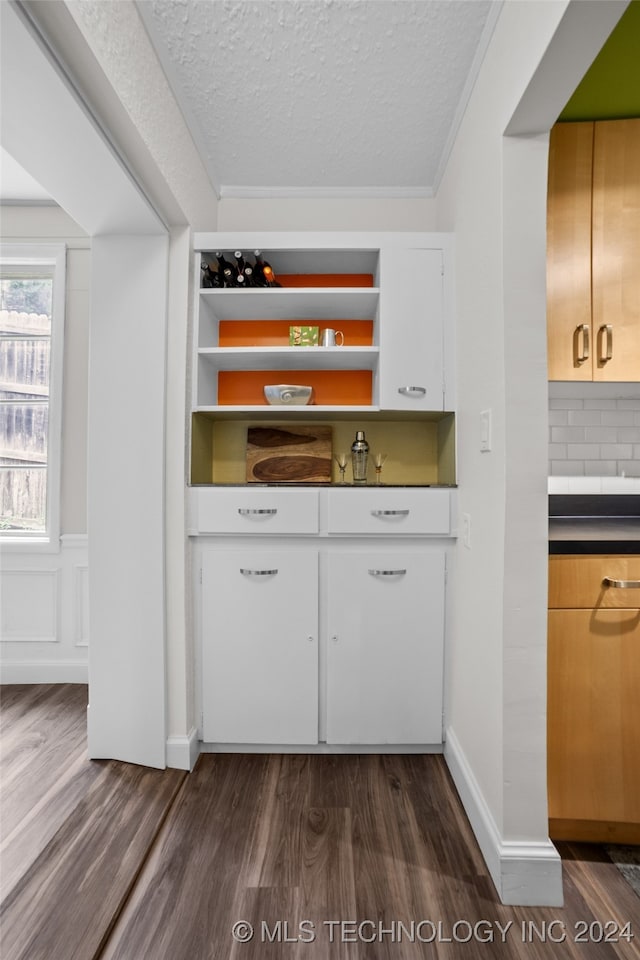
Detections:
[190, 483, 458, 488]
[549, 494, 640, 555]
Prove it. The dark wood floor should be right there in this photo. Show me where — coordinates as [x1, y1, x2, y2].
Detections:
[1, 685, 638, 960]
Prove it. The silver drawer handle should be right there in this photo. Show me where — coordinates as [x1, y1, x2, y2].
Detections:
[369, 569, 407, 577]
[371, 509, 410, 517]
[603, 577, 640, 589]
[240, 568, 278, 576]
[398, 385, 426, 397]
[238, 508, 277, 516]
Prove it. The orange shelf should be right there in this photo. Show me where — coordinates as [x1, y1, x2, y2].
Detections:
[217, 370, 373, 406]
[219, 320, 374, 348]
[276, 273, 374, 288]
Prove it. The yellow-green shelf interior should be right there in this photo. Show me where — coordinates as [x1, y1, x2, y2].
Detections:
[191, 412, 456, 486]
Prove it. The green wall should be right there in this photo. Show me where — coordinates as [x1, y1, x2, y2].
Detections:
[559, 0, 640, 121]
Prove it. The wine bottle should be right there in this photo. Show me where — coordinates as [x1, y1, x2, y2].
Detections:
[254, 250, 281, 287]
[200, 259, 222, 288]
[235, 251, 254, 287]
[215, 252, 236, 287]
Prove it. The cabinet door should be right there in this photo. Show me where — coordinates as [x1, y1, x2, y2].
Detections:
[326, 551, 444, 744]
[201, 548, 318, 744]
[378, 247, 444, 410]
[592, 119, 640, 381]
[546, 122, 594, 382]
[548, 608, 640, 827]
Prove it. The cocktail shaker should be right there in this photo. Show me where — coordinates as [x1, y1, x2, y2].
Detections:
[351, 430, 369, 483]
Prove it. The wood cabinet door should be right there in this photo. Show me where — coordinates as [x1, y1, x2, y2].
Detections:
[548, 608, 640, 826]
[592, 119, 640, 382]
[201, 548, 318, 744]
[546, 121, 594, 381]
[378, 247, 444, 410]
[326, 551, 444, 744]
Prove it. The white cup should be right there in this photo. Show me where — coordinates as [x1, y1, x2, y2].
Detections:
[321, 328, 344, 347]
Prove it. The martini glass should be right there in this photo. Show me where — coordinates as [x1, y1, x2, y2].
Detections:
[373, 452, 388, 484]
[334, 452, 348, 484]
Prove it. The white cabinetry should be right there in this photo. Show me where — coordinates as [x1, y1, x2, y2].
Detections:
[326, 551, 444, 744]
[201, 548, 318, 744]
[191, 232, 452, 413]
[192, 486, 453, 749]
[379, 246, 445, 411]
[327, 487, 450, 535]
[189, 232, 456, 752]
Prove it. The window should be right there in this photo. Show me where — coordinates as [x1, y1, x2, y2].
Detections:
[0, 245, 65, 542]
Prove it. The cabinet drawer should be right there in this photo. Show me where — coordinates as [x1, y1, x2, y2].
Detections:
[549, 555, 640, 609]
[191, 487, 319, 534]
[327, 488, 450, 535]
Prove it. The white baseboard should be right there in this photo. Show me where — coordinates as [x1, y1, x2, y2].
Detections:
[166, 727, 200, 771]
[444, 726, 564, 907]
[0, 659, 88, 684]
[200, 742, 443, 754]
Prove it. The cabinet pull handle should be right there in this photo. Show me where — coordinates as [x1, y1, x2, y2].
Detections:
[576, 323, 590, 362]
[238, 508, 277, 516]
[602, 577, 640, 589]
[371, 509, 410, 517]
[599, 324, 613, 362]
[240, 568, 278, 576]
[368, 569, 407, 577]
[398, 385, 426, 398]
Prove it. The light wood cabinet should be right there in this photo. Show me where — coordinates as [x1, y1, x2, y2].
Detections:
[592, 120, 640, 381]
[547, 554, 640, 843]
[547, 122, 593, 381]
[547, 119, 640, 381]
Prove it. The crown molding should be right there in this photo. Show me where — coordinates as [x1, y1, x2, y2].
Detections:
[219, 185, 434, 200]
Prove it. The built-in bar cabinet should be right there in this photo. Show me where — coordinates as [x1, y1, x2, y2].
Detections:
[188, 232, 457, 751]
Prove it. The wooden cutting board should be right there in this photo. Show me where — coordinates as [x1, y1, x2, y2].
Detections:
[246, 425, 332, 483]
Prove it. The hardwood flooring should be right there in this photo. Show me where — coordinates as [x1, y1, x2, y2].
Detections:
[0, 684, 186, 960]
[1, 685, 638, 960]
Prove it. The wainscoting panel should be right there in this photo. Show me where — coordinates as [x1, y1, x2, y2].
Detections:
[74, 562, 89, 647]
[0, 535, 89, 682]
[0, 568, 59, 642]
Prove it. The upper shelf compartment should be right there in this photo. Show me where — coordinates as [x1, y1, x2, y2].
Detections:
[199, 288, 379, 322]
[191, 233, 454, 416]
[199, 245, 380, 288]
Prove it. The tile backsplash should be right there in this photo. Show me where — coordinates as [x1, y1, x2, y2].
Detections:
[549, 382, 640, 478]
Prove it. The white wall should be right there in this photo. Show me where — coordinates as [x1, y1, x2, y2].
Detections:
[218, 197, 437, 232]
[436, 0, 627, 905]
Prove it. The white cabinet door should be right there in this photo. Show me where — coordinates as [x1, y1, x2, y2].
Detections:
[326, 551, 444, 744]
[201, 548, 318, 744]
[378, 247, 444, 411]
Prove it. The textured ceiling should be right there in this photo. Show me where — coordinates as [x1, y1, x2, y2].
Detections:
[138, 0, 497, 197]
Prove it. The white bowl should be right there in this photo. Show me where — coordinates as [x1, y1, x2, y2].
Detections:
[264, 384, 314, 405]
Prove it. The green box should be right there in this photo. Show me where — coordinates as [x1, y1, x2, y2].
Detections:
[289, 325, 319, 346]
